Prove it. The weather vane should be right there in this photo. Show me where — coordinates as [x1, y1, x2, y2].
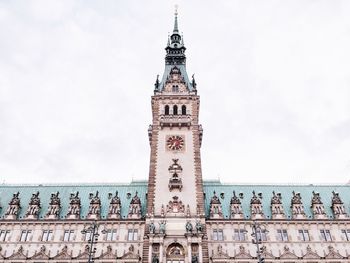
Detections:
[175, 4, 178, 16]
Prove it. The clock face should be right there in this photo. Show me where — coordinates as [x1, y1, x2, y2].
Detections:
[166, 135, 185, 151]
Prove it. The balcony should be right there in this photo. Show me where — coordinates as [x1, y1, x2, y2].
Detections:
[159, 114, 191, 127]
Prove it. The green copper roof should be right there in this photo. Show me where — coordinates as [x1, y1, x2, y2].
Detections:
[203, 182, 350, 219]
[0, 180, 349, 220]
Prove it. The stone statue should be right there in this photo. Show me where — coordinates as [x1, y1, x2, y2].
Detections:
[159, 221, 166, 234]
[186, 221, 193, 233]
[192, 255, 198, 263]
[195, 221, 203, 233]
[152, 255, 159, 263]
[149, 222, 155, 234]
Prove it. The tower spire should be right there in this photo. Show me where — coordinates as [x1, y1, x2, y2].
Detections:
[173, 5, 179, 33]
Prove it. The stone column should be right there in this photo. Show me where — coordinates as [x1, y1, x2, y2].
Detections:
[160, 242, 164, 263]
[188, 242, 192, 263]
[148, 243, 152, 263]
[198, 243, 203, 263]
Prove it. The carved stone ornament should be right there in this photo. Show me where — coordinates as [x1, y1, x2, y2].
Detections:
[5, 192, 21, 219]
[291, 191, 303, 205]
[311, 191, 323, 205]
[332, 191, 343, 205]
[46, 191, 61, 219]
[250, 191, 261, 205]
[271, 191, 282, 205]
[166, 196, 185, 213]
[25, 191, 41, 219]
[66, 191, 81, 219]
[230, 191, 241, 204]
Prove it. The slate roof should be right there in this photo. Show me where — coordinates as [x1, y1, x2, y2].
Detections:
[0, 180, 349, 220]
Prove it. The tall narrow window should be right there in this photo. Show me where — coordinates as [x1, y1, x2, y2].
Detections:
[181, 105, 186, 115]
[298, 229, 310, 241]
[320, 230, 332, 241]
[42, 230, 53, 242]
[63, 230, 74, 242]
[341, 230, 350, 241]
[165, 105, 170, 115]
[20, 230, 32, 242]
[0, 230, 10, 242]
[128, 229, 138, 241]
[106, 229, 117, 241]
[277, 229, 288, 241]
[173, 105, 178, 115]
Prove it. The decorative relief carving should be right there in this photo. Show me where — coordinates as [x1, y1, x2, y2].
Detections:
[168, 159, 183, 191]
[166, 196, 185, 214]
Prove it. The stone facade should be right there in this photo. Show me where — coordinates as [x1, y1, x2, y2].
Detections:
[0, 11, 350, 263]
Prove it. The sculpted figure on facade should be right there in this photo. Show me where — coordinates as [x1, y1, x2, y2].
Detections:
[291, 191, 306, 219]
[168, 159, 183, 191]
[209, 191, 223, 219]
[128, 191, 142, 219]
[230, 190, 243, 219]
[108, 190, 121, 219]
[87, 191, 101, 219]
[159, 220, 166, 235]
[66, 191, 81, 219]
[250, 191, 264, 219]
[25, 191, 41, 219]
[5, 192, 21, 219]
[46, 191, 61, 219]
[185, 221, 193, 233]
[331, 191, 347, 219]
[149, 221, 156, 234]
[271, 191, 285, 219]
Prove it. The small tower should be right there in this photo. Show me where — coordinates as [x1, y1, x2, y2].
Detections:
[87, 191, 101, 220]
[270, 191, 285, 219]
[250, 191, 264, 219]
[311, 191, 326, 219]
[45, 192, 61, 220]
[291, 191, 306, 219]
[128, 192, 142, 219]
[24, 192, 41, 220]
[108, 191, 121, 219]
[230, 191, 243, 219]
[331, 191, 347, 219]
[209, 191, 223, 219]
[66, 191, 81, 219]
[4, 192, 21, 220]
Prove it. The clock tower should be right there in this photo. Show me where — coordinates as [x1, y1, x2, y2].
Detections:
[145, 10, 208, 263]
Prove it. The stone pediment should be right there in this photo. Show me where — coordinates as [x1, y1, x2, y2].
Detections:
[29, 246, 50, 260]
[234, 245, 252, 259]
[7, 246, 27, 260]
[213, 245, 229, 259]
[279, 246, 298, 259]
[120, 245, 139, 261]
[52, 245, 72, 260]
[99, 245, 117, 260]
[302, 246, 320, 259]
[73, 245, 90, 259]
[325, 246, 346, 259]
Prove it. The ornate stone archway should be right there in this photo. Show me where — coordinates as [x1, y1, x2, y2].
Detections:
[166, 243, 186, 263]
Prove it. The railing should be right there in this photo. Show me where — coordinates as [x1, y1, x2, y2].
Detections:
[159, 114, 191, 127]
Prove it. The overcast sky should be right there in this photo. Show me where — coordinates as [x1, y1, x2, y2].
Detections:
[0, 0, 349, 185]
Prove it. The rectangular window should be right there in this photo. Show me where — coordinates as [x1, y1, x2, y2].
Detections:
[41, 230, 53, 242]
[0, 230, 10, 242]
[298, 229, 310, 241]
[341, 230, 350, 241]
[234, 229, 246, 241]
[213, 229, 223, 241]
[106, 229, 117, 241]
[20, 230, 32, 242]
[256, 229, 267, 242]
[63, 230, 75, 242]
[85, 232, 92, 242]
[320, 230, 332, 241]
[277, 229, 288, 241]
[128, 229, 138, 241]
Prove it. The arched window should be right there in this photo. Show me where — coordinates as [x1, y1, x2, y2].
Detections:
[173, 105, 178, 115]
[172, 85, 179, 92]
[181, 105, 186, 115]
[165, 105, 170, 115]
